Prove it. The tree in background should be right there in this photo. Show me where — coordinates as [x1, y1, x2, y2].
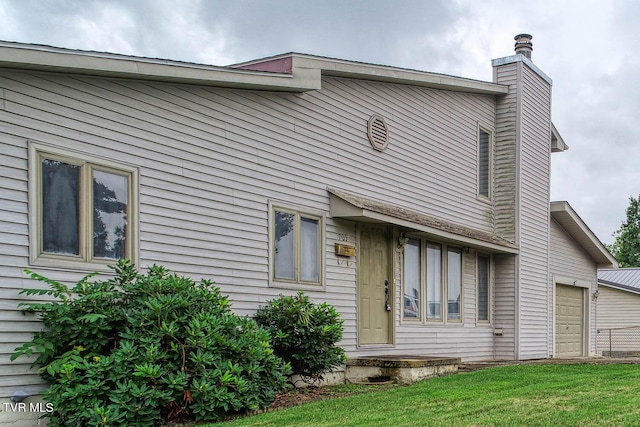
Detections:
[608, 195, 640, 267]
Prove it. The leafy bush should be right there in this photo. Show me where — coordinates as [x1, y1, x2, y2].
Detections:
[12, 260, 290, 426]
[254, 291, 346, 384]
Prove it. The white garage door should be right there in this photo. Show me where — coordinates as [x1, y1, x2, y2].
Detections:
[555, 285, 584, 357]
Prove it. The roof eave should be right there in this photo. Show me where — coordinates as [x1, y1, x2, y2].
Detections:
[551, 122, 569, 152]
[235, 53, 509, 95]
[598, 279, 640, 295]
[329, 188, 519, 254]
[550, 201, 618, 268]
[0, 42, 508, 95]
[0, 41, 320, 92]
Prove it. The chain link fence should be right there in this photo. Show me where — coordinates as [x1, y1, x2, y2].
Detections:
[597, 326, 640, 357]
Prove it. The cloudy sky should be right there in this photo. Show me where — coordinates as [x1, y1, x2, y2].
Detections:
[1, 0, 637, 245]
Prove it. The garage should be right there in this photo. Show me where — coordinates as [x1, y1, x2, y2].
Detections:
[555, 284, 585, 357]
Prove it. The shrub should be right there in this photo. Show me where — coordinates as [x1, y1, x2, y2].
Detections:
[254, 291, 346, 384]
[12, 260, 290, 426]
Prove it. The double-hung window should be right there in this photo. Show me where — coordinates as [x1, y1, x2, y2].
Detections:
[270, 203, 324, 288]
[30, 144, 137, 269]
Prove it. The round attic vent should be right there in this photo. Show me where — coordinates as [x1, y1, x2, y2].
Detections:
[367, 114, 389, 152]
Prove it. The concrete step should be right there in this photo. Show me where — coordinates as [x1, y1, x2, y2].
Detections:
[346, 355, 460, 385]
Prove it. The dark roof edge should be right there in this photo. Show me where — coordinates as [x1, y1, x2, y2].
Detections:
[598, 278, 640, 295]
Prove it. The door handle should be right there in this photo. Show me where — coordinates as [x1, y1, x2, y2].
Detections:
[384, 280, 391, 311]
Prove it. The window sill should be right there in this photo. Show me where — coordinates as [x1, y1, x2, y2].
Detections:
[400, 321, 474, 327]
[269, 280, 325, 291]
[29, 255, 124, 274]
[476, 195, 493, 205]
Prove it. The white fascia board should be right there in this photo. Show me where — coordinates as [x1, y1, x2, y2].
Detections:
[551, 122, 569, 152]
[0, 42, 506, 95]
[293, 55, 509, 95]
[0, 42, 320, 92]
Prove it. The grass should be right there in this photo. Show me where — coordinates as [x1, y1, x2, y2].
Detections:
[215, 363, 640, 426]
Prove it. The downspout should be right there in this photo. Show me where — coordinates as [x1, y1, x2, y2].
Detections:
[593, 288, 596, 356]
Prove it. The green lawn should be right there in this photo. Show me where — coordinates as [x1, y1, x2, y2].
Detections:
[216, 363, 640, 426]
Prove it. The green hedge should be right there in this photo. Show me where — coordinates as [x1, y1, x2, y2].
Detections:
[12, 260, 290, 426]
[255, 291, 346, 384]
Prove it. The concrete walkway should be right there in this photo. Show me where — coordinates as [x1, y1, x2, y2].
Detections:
[460, 356, 640, 372]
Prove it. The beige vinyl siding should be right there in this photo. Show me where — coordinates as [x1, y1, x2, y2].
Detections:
[596, 286, 640, 354]
[492, 62, 519, 361]
[549, 219, 597, 279]
[549, 218, 597, 355]
[389, 247, 495, 362]
[493, 65, 518, 243]
[494, 58, 552, 360]
[493, 254, 516, 359]
[0, 69, 501, 394]
[597, 286, 640, 330]
[517, 63, 552, 360]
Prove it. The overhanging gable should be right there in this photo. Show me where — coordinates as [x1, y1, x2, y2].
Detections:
[551, 122, 569, 152]
[550, 201, 617, 268]
[329, 188, 518, 254]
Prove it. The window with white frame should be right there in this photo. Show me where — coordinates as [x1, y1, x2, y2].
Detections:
[478, 127, 493, 199]
[402, 239, 463, 323]
[271, 204, 323, 287]
[403, 239, 421, 320]
[30, 145, 137, 268]
[477, 254, 490, 322]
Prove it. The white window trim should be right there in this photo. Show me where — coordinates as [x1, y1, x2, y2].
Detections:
[268, 201, 325, 290]
[477, 125, 493, 202]
[28, 141, 139, 272]
[476, 253, 492, 324]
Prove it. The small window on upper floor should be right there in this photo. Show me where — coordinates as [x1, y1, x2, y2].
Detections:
[29, 143, 138, 270]
[270, 202, 324, 289]
[478, 128, 493, 199]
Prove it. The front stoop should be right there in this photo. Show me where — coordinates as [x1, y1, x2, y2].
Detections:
[346, 355, 461, 385]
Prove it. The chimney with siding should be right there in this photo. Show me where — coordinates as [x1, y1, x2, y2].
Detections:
[514, 34, 533, 59]
[492, 33, 553, 361]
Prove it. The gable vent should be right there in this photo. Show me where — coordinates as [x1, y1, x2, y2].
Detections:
[367, 114, 389, 152]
